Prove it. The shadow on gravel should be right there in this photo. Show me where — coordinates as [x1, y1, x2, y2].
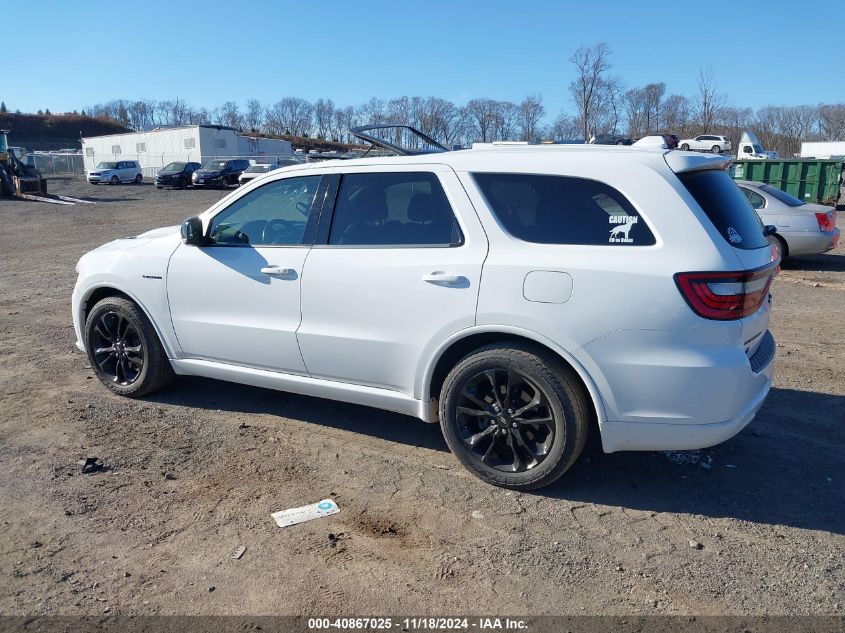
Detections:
[542, 387, 845, 534]
[79, 196, 141, 202]
[148, 376, 449, 452]
[781, 253, 845, 272]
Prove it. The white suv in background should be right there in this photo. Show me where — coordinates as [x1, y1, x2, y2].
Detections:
[678, 135, 732, 154]
[87, 160, 143, 185]
[72, 145, 777, 490]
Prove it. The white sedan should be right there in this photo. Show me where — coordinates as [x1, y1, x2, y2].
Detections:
[735, 180, 840, 259]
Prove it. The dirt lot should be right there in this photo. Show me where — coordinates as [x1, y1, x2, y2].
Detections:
[0, 177, 843, 617]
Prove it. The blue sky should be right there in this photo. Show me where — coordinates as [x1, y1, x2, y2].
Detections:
[4, 0, 837, 118]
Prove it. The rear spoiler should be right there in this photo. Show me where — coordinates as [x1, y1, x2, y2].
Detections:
[664, 152, 733, 173]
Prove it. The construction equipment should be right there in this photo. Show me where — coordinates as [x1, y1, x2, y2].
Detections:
[0, 130, 93, 205]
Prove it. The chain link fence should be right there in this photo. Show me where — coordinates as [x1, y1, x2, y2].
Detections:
[30, 152, 85, 175]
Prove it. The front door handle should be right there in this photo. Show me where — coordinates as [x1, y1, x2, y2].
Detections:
[422, 272, 466, 286]
[260, 265, 297, 277]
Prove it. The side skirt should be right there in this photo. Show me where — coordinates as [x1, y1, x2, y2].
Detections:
[170, 358, 426, 420]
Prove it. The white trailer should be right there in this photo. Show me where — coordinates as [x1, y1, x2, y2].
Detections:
[81, 126, 293, 177]
[800, 141, 845, 159]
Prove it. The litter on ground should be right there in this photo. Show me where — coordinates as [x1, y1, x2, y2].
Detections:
[271, 499, 340, 528]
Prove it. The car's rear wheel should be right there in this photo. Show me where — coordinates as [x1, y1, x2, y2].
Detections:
[770, 234, 787, 261]
[84, 297, 174, 398]
[439, 343, 590, 490]
[711, 145, 721, 154]
[135, 173, 143, 183]
[110, 175, 119, 185]
[680, 143, 689, 151]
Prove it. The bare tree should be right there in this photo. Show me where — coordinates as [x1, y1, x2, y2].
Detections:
[518, 94, 546, 142]
[264, 97, 314, 136]
[661, 94, 692, 135]
[642, 82, 666, 133]
[817, 103, 845, 140]
[569, 43, 612, 140]
[243, 98, 264, 132]
[694, 68, 726, 133]
[549, 111, 580, 140]
[463, 98, 500, 142]
[217, 101, 243, 130]
[314, 98, 335, 139]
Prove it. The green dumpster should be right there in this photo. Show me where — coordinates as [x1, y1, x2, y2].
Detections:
[729, 159, 844, 207]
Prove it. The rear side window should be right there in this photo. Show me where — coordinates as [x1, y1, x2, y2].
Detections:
[329, 172, 463, 246]
[678, 170, 769, 250]
[472, 173, 655, 246]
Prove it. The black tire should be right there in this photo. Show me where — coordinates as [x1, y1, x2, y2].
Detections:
[615, 140, 624, 145]
[711, 145, 721, 154]
[680, 143, 689, 151]
[179, 177, 187, 189]
[156, 185, 163, 190]
[439, 343, 590, 490]
[218, 177, 227, 189]
[110, 175, 119, 185]
[770, 234, 787, 261]
[135, 173, 143, 184]
[84, 297, 174, 398]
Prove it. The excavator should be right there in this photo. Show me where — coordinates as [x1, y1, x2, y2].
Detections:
[0, 130, 91, 205]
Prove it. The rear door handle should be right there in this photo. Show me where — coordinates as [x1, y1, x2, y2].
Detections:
[260, 265, 297, 277]
[422, 272, 466, 285]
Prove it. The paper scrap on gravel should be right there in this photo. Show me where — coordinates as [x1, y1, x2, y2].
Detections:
[271, 499, 340, 528]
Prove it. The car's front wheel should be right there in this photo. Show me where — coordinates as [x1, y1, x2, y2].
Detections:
[439, 343, 590, 490]
[84, 297, 174, 397]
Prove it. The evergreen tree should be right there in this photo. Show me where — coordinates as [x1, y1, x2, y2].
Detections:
[0, 101, 7, 113]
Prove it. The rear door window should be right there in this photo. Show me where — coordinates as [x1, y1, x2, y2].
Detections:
[472, 173, 655, 246]
[677, 170, 769, 249]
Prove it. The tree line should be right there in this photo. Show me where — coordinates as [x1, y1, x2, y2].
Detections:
[59, 42, 845, 156]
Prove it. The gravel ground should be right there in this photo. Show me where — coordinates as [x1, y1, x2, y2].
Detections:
[0, 177, 842, 617]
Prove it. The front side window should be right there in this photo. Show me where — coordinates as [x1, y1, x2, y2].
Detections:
[329, 172, 462, 246]
[472, 173, 656, 246]
[208, 176, 321, 246]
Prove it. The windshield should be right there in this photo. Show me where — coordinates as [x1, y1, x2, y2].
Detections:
[162, 162, 187, 173]
[245, 165, 272, 173]
[202, 161, 227, 170]
[95, 162, 118, 170]
[753, 144, 764, 154]
[761, 184, 804, 207]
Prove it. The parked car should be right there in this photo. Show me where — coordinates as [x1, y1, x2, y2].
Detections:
[736, 180, 840, 259]
[87, 160, 143, 185]
[678, 135, 732, 154]
[589, 133, 633, 145]
[192, 159, 250, 188]
[237, 162, 284, 186]
[662, 134, 679, 149]
[155, 162, 201, 189]
[72, 146, 777, 490]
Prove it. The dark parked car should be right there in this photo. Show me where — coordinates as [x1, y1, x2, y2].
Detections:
[662, 134, 680, 149]
[154, 162, 201, 189]
[590, 133, 633, 146]
[191, 159, 251, 189]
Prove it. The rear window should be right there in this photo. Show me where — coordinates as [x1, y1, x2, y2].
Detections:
[760, 184, 804, 207]
[678, 170, 769, 250]
[472, 173, 655, 246]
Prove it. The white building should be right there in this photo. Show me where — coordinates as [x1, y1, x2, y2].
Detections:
[81, 125, 293, 177]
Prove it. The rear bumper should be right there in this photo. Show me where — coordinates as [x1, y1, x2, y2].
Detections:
[573, 327, 775, 452]
[783, 228, 840, 256]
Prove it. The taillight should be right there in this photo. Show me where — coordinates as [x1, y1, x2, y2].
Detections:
[815, 211, 836, 233]
[674, 263, 777, 320]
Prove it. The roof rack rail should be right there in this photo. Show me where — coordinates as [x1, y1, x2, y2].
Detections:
[349, 124, 449, 156]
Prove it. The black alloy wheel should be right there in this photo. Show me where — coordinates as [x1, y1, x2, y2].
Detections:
[90, 310, 145, 386]
[456, 368, 555, 473]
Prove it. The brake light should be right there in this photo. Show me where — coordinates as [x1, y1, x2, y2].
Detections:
[675, 263, 777, 320]
[815, 211, 836, 233]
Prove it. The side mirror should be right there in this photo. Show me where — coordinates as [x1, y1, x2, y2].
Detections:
[181, 216, 208, 246]
[763, 225, 778, 236]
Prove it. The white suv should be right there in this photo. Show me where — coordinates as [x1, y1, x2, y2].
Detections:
[678, 135, 732, 154]
[72, 146, 777, 490]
